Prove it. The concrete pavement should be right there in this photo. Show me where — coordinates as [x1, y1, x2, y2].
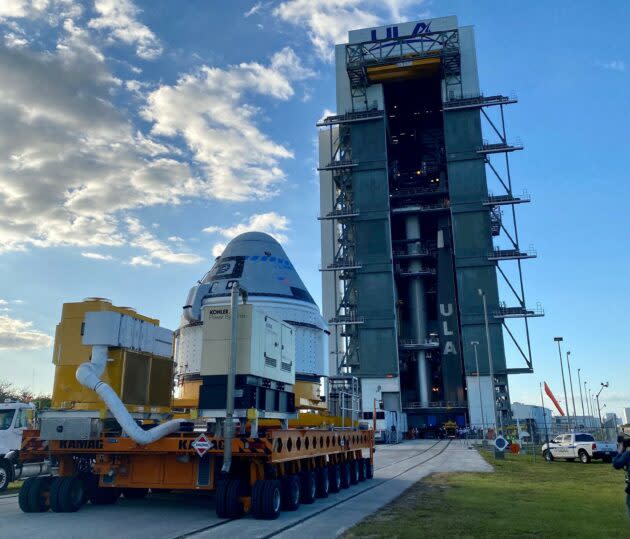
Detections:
[0, 440, 492, 539]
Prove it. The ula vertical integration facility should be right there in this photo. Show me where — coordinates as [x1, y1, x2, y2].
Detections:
[318, 16, 542, 433]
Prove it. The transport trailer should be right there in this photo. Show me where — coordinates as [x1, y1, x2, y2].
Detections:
[18, 427, 374, 519]
[18, 259, 375, 520]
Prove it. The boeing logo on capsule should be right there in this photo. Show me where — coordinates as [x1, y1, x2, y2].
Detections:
[370, 21, 432, 41]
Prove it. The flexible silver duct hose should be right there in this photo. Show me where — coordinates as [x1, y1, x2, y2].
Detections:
[76, 345, 185, 445]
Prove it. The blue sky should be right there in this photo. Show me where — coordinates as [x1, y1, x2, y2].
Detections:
[0, 1, 627, 418]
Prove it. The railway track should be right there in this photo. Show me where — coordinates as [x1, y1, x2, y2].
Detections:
[173, 440, 451, 539]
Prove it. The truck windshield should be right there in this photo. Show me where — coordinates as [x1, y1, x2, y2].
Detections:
[0, 409, 15, 430]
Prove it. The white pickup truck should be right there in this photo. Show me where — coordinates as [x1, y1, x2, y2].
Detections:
[0, 401, 51, 491]
[542, 432, 617, 464]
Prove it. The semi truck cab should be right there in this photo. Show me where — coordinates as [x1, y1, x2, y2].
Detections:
[0, 401, 36, 491]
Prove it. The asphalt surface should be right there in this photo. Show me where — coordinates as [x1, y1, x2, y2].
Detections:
[0, 439, 492, 538]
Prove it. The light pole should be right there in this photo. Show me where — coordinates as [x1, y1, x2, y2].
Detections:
[577, 369, 585, 419]
[566, 351, 577, 423]
[587, 387, 593, 418]
[471, 341, 486, 439]
[479, 289, 499, 436]
[595, 382, 609, 429]
[554, 337, 572, 431]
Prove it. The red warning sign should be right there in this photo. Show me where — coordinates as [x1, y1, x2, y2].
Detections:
[191, 434, 214, 457]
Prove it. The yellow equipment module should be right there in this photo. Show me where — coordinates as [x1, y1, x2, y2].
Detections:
[51, 298, 173, 415]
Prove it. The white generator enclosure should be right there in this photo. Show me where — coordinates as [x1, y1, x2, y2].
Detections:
[201, 304, 295, 386]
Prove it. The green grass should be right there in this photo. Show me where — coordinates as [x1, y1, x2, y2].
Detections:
[344, 450, 630, 539]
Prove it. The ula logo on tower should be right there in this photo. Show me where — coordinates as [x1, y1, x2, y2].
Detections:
[370, 21, 432, 41]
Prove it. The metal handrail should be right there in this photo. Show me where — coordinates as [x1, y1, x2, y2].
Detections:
[404, 401, 468, 409]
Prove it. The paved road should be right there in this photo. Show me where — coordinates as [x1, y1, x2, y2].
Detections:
[0, 440, 492, 538]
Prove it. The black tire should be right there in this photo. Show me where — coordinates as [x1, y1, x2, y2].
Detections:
[0, 460, 11, 492]
[215, 480, 229, 518]
[89, 485, 121, 505]
[579, 450, 591, 464]
[122, 488, 149, 499]
[226, 479, 246, 518]
[364, 458, 373, 479]
[300, 470, 317, 504]
[328, 465, 341, 493]
[18, 477, 35, 512]
[24, 477, 52, 512]
[349, 460, 359, 485]
[281, 475, 301, 511]
[543, 450, 554, 462]
[340, 462, 351, 489]
[48, 477, 63, 512]
[358, 459, 366, 482]
[50, 476, 85, 513]
[315, 467, 329, 498]
[251, 480, 265, 518]
[253, 480, 281, 520]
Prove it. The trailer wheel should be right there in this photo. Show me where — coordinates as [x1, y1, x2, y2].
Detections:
[19, 476, 51, 513]
[251, 480, 265, 518]
[216, 479, 245, 519]
[18, 476, 34, 512]
[252, 480, 281, 520]
[357, 459, 366, 482]
[340, 462, 351, 489]
[364, 459, 373, 479]
[0, 459, 11, 492]
[328, 465, 341, 493]
[122, 488, 149, 499]
[50, 476, 85, 513]
[315, 467, 329, 498]
[281, 475, 301, 511]
[349, 460, 359, 485]
[579, 450, 591, 464]
[300, 470, 317, 504]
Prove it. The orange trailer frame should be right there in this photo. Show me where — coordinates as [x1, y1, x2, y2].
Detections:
[18, 428, 375, 519]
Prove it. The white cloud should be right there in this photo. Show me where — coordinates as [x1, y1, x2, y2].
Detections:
[212, 243, 226, 258]
[141, 47, 314, 201]
[0, 299, 7, 305]
[601, 60, 626, 72]
[81, 252, 113, 260]
[126, 217, 203, 267]
[244, 2, 264, 17]
[89, 0, 162, 60]
[4, 32, 28, 48]
[129, 255, 159, 267]
[272, 0, 423, 60]
[318, 108, 336, 123]
[204, 212, 290, 255]
[0, 314, 52, 350]
[0, 22, 196, 255]
[0, 0, 81, 20]
[0, 7, 308, 263]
